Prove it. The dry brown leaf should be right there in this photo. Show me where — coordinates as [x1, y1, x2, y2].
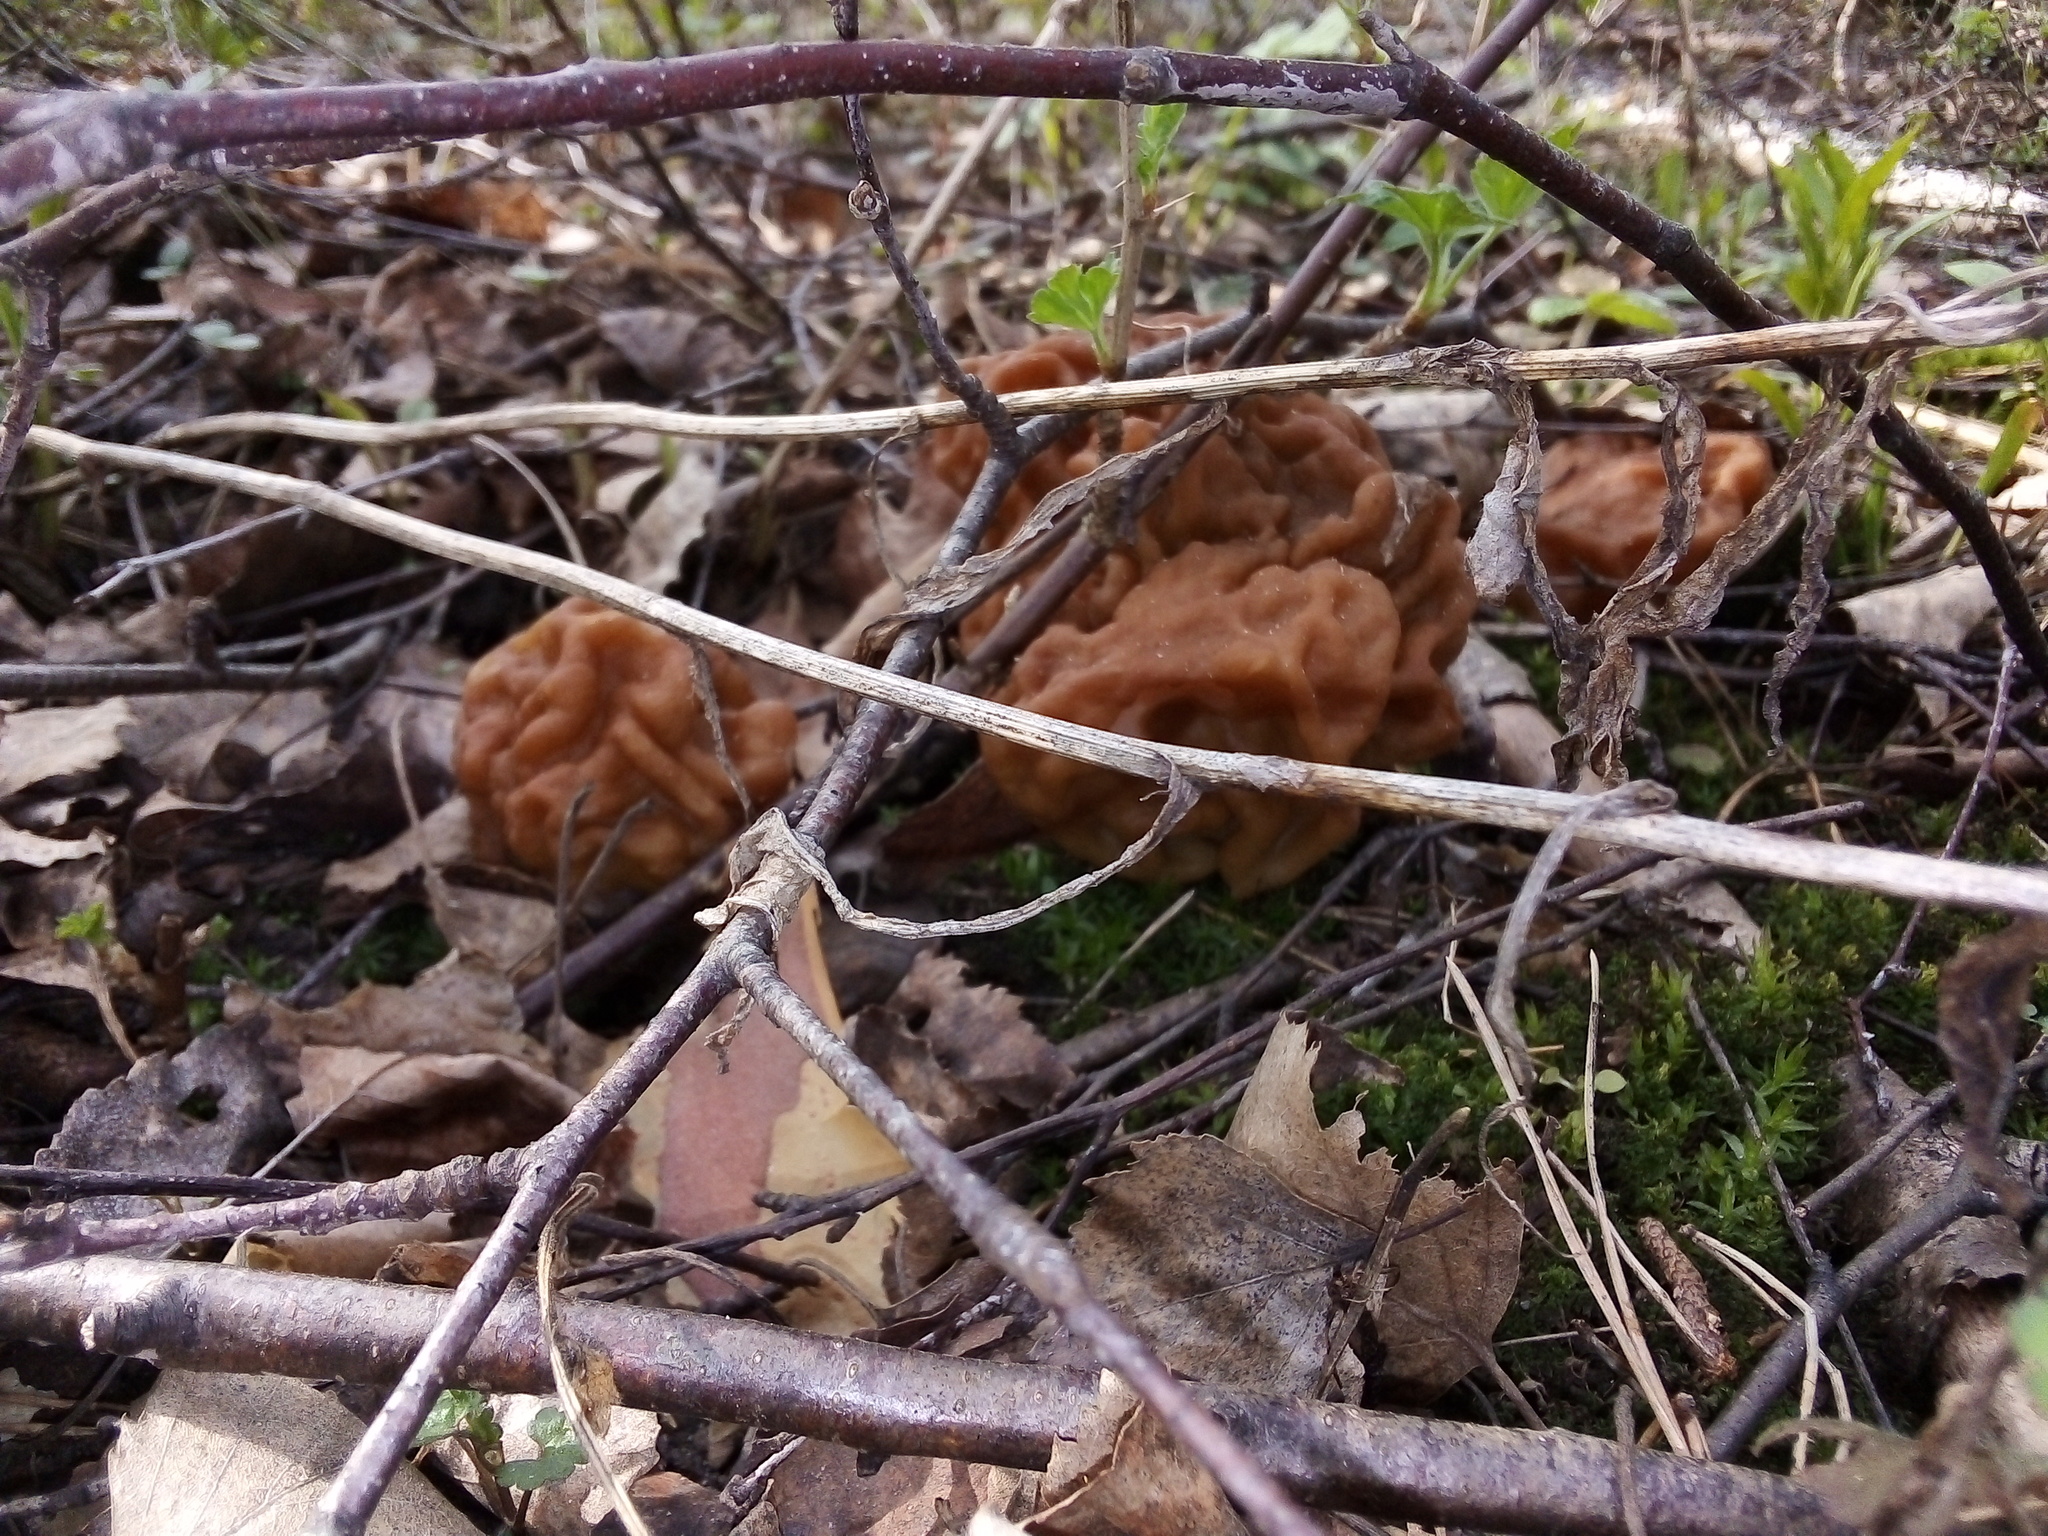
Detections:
[288, 1044, 578, 1177]
[1031, 1374, 1247, 1536]
[240, 951, 546, 1083]
[40, 1019, 290, 1220]
[1072, 1134, 1363, 1394]
[762, 1440, 1036, 1536]
[1226, 1018, 1522, 1400]
[0, 700, 131, 800]
[0, 820, 110, 869]
[109, 1371, 473, 1536]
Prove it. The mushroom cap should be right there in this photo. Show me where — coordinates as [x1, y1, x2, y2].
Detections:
[456, 599, 796, 892]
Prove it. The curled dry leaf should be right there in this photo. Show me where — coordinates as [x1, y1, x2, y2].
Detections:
[108, 1371, 473, 1536]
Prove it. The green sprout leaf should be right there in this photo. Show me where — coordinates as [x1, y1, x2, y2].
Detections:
[1028, 260, 1120, 363]
[1945, 258, 2014, 295]
[1593, 1069, 1629, 1096]
[55, 902, 113, 948]
[142, 234, 193, 283]
[1470, 156, 1541, 225]
[2014, 1294, 2048, 1414]
[190, 318, 259, 352]
[495, 1405, 586, 1491]
[1526, 293, 1586, 328]
[1136, 103, 1186, 194]
[412, 1389, 500, 1454]
[1979, 399, 2041, 494]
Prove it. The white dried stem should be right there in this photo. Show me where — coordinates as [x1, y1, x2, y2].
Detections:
[29, 425, 2048, 919]
[144, 312, 1990, 453]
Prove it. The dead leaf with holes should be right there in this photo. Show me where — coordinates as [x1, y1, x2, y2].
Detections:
[758, 1439, 1037, 1536]
[36, 1019, 291, 1221]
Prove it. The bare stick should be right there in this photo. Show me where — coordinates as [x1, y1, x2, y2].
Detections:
[144, 311, 1981, 452]
[0, 1255, 1857, 1536]
[731, 945, 1324, 1536]
[27, 425, 2048, 920]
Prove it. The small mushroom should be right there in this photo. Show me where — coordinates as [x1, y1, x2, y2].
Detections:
[455, 599, 796, 891]
[1533, 430, 1775, 621]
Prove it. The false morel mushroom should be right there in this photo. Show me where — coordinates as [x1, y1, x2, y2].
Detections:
[910, 327, 1478, 896]
[1533, 430, 1774, 620]
[456, 598, 796, 891]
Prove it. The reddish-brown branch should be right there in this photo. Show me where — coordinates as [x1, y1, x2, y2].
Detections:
[0, 1256, 1854, 1536]
[0, 45, 1411, 225]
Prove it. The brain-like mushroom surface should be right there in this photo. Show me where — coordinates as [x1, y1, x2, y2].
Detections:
[1533, 430, 1775, 620]
[456, 599, 796, 891]
[911, 327, 1477, 896]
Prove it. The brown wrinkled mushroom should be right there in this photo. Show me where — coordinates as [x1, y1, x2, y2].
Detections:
[1534, 430, 1775, 620]
[907, 327, 1476, 896]
[456, 599, 796, 891]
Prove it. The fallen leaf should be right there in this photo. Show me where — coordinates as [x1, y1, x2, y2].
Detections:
[40, 1019, 291, 1220]
[1031, 1373, 1245, 1536]
[1841, 566, 1999, 724]
[0, 821, 110, 869]
[1225, 1019, 1522, 1401]
[763, 1439, 1037, 1536]
[614, 449, 717, 593]
[109, 1371, 472, 1536]
[287, 1044, 578, 1177]
[658, 889, 909, 1331]
[240, 951, 547, 1085]
[0, 700, 131, 800]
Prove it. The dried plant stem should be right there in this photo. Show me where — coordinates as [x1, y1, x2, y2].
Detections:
[30, 425, 2048, 920]
[145, 312, 1971, 453]
[1450, 960, 1688, 1450]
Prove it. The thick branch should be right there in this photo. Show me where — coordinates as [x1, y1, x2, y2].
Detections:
[0, 45, 1411, 223]
[0, 1256, 1854, 1536]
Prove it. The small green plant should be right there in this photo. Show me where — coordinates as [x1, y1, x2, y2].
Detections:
[1772, 127, 1944, 320]
[55, 902, 114, 948]
[190, 318, 259, 352]
[413, 1391, 586, 1525]
[1027, 258, 1120, 365]
[1340, 154, 1538, 328]
[1527, 280, 1678, 340]
[1030, 100, 1184, 369]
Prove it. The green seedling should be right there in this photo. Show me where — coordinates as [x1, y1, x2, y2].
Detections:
[1527, 285, 1678, 340]
[414, 1390, 586, 1528]
[1979, 397, 2041, 495]
[1339, 153, 1543, 331]
[1135, 102, 1186, 194]
[1028, 257, 1120, 368]
[1773, 127, 1945, 320]
[55, 902, 114, 948]
[142, 234, 193, 283]
[190, 318, 259, 352]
